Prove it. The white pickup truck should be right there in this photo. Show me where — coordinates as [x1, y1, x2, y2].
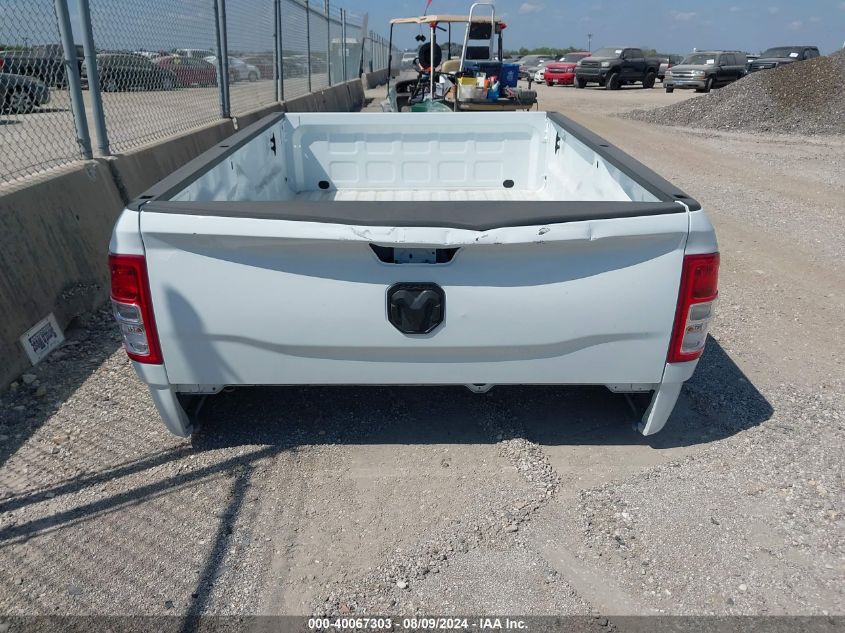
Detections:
[109, 112, 718, 437]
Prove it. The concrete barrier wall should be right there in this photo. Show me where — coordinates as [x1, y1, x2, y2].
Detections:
[362, 68, 390, 89]
[0, 162, 124, 385]
[0, 79, 365, 389]
[110, 120, 236, 200]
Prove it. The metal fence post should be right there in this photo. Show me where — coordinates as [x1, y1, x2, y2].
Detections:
[341, 9, 347, 82]
[76, 0, 110, 155]
[275, 0, 285, 102]
[273, 0, 279, 102]
[213, 0, 228, 117]
[373, 33, 378, 70]
[53, 0, 91, 159]
[305, 0, 312, 92]
[325, 0, 331, 86]
[217, 0, 231, 117]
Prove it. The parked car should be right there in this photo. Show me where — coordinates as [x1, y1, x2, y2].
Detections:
[657, 54, 684, 81]
[174, 48, 215, 60]
[82, 53, 179, 92]
[241, 55, 275, 78]
[747, 46, 820, 72]
[204, 56, 260, 81]
[0, 71, 51, 113]
[109, 111, 719, 439]
[664, 51, 747, 93]
[135, 50, 166, 60]
[518, 55, 553, 80]
[575, 47, 661, 89]
[153, 56, 217, 87]
[543, 51, 591, 86]
[400, 51, 417, 69]
[533, 67, 546, 83]
[0, 44, 83, 87]
[282, 55, 309, 78]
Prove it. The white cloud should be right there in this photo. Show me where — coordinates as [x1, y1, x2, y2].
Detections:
[788, 20, 803, 29]
[671, 11, 697, 21]
[729, 6, 742, 12]
[518, 2, 545, 14]
[841, 1, 845, 9]
[768, 6, 780, 14]
[808, 15, 820, 22]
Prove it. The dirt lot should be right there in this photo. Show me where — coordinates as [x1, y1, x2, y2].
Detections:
[0, 82, 843, 621]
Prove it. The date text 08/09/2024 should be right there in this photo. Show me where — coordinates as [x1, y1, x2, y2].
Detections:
[308, 618, 529, 630]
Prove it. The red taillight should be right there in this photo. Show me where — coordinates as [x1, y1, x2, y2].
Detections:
[668, 253, 719, 363]
[109, 254, 163, 364]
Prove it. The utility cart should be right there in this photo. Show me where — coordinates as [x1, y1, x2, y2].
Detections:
[384, 3, 537, 112]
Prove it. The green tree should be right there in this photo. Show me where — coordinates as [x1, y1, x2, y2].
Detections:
[511, 46, 580, 58]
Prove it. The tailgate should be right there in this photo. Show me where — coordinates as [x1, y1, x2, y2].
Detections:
[140, 211, 688, 386]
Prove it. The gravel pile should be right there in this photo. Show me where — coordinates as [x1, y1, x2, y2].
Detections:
[627, 50, 845, 135]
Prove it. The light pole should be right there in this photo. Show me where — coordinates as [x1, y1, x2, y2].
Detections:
[587, 33, 592, 52]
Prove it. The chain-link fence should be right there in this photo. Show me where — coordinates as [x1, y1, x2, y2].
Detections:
[280, 0, 310, 99]
[0, 0, 397, 185]
[344, 12, 363, 80]
[85, 0, 222, 153]
[226, 0, 276, 117]
[0, 0, 89, 182]
[328, 6, 343, 86]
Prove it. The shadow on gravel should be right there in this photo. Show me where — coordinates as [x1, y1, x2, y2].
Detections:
[0, 332, 771, 617]
[192, 336, 772, 452]
[0, 311, 121, 472]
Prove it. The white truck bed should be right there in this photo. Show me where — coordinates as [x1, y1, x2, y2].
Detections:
[109, 112, 718, 438]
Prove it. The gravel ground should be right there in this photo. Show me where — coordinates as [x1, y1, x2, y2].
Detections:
[1, 84, 843, 622]
[625, 50, 845, 135]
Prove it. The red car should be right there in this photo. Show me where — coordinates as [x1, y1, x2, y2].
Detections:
[543, 51, 591, 86]
[153, 56, 217, 87]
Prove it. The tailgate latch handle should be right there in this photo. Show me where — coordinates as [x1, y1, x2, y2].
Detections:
[387, 283, 445, 335]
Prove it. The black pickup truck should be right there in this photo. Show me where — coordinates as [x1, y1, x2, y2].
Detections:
[575, 47, 661, 90]
[747, 46, 820, 72]
[0, 44, 84, 87]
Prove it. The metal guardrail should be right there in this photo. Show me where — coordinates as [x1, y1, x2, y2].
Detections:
[0, 0, 396, 184]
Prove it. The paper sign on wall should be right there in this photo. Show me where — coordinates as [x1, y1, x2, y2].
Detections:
[19, 313, 64, 365]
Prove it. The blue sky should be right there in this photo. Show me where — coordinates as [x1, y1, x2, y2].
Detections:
[378, 0, 845, 54]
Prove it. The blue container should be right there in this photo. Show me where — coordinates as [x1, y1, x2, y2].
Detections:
[500, 63, 519, 87]
[463, 60, 502, 78]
